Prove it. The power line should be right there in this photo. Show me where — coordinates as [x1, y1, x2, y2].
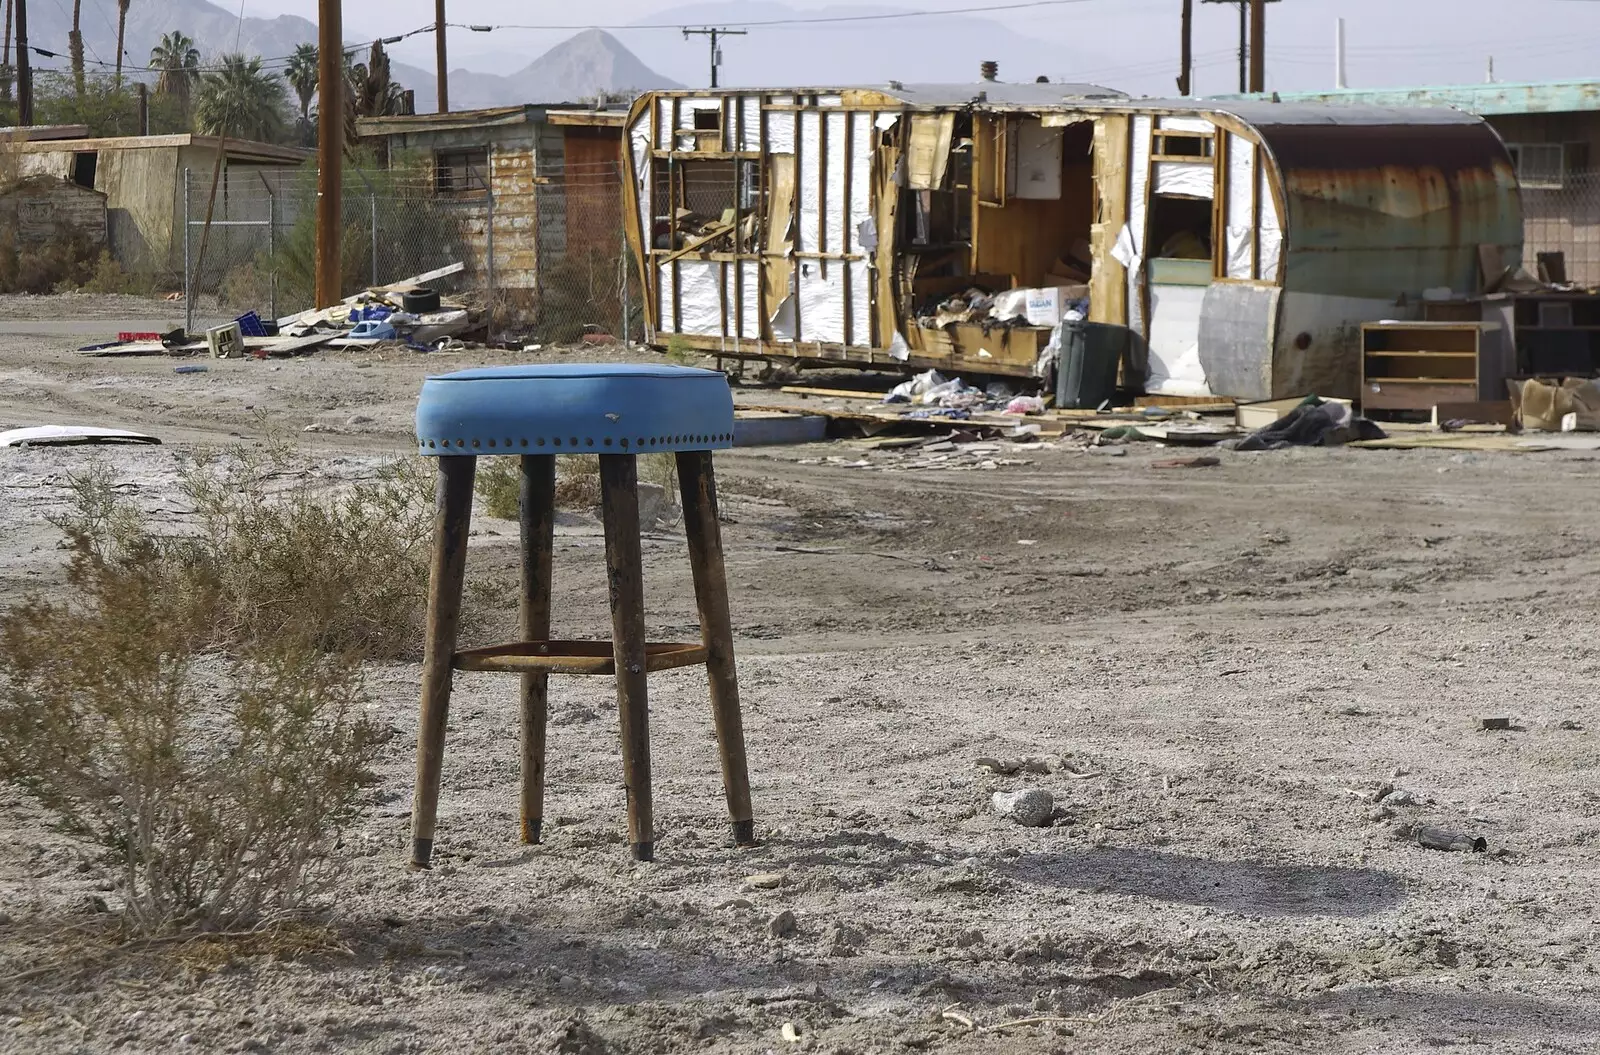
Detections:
[450, 0, 1108, 33]
[22, 23, 435, 78]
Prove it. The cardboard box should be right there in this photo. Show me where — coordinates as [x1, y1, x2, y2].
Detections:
[1023, 285, 1090, 327]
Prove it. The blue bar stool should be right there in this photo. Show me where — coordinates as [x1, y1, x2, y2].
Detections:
[411, 364, 757, 865]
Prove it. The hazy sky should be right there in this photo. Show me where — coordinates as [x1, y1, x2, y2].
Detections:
[243, 0, 1600, 94]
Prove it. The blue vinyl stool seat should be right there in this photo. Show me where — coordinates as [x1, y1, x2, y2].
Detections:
[408, 364, 755, 867]
[415, 363, 737, 455]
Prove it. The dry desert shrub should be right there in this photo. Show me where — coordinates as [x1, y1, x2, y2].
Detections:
[176, 450, 435, 658]
[0, 451, 436, 933]
[58, 451, 435, 660]
[0, 527, 385, 933]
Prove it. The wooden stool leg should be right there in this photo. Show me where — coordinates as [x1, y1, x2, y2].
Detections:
[599, 454, 654, 862]
[411, 455, 476, 870]
[676, 451, 757, 847]
[519, 455, 557, 844]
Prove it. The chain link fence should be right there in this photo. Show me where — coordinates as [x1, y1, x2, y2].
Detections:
[181, 162, 638, 344]
[530, 164, 640, 345]
[1521, 171, 1600, 287]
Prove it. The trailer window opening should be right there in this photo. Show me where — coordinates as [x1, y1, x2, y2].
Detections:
[1153, 132, 1214, 159]
[1148, 194, 1214, 261]
[651, 158, 741, 250]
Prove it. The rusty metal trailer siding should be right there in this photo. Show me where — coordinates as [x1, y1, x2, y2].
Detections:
[1214, 106, 1523, 398]
[1252, 118, 1522, 299]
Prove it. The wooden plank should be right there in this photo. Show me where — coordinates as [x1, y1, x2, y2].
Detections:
[653, 220, 735, 266]
[1248, 140, 1259, 280]
[1133, 395, 1236, 409]
[649, 150, 762, 160]
[842, 111, 853, 349]
[275, 262, 465, 327]
[817, 110, 828, 257]
[1089, 114, 1130, 328]
[905, 113, 955, 190]
[792, 108, 804, 341]
[780, 385, 885, 400]
[1431, 400, 1516, 427]
[757, 98, 770, 340]
[1211, 131, 1227, 282]
[1363, 381, 1476, 411]
[762, 152, 796, 341]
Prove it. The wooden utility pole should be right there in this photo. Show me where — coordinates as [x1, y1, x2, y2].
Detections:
[1176, 0, 1192, 96]
[1249, 0, 1265, 92]
[314, 0, 342, 307]
[681, 26, 745, 89]
[435, 0, 448, 113]
[2, 0, 13, 104]
[13, 0, 28, 125]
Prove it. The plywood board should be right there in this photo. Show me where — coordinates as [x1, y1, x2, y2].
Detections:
[906, 113, 955, 191]
[763, 153, 797, 340]
[1090, 114, 1130, 327]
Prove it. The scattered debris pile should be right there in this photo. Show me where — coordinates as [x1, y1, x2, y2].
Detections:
[75, 263, 479, 360]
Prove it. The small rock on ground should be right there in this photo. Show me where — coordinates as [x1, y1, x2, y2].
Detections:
[992, 788, 1054, 827]
[767, 909, 798, 939]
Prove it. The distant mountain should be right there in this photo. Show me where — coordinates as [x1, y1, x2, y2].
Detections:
[398, 30, 683, 113]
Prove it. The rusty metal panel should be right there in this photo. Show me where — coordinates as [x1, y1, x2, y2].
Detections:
[1257, 122, 1522, 300]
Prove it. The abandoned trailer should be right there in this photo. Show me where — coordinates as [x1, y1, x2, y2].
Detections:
[621, 83, 1522, 401]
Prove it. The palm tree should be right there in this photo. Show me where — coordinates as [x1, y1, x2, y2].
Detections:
[194, 53, 288, 144]
[285, 43, 318, 126]
[341, 41, 408, 156]
[114, 0, 132, 86]
[151, 31, 200, 115]
[345, 40, 406, 120]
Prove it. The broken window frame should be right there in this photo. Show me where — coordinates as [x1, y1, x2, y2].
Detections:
[1507, 142, 1566, 190]
[1152, 130, 1215, 161]
[434, 148, 489, 198]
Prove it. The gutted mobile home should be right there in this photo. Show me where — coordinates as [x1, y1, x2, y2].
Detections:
[621, 85, 1521, 400]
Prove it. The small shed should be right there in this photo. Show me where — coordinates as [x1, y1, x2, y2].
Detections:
[0, 174, 107, 251]
[358, 105, 627, 323]
[3, 133, 309, 276]
[621, 85, 1521, 400]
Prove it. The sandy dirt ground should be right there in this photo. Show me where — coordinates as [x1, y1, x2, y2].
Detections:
[1, 298, 1599, 1054]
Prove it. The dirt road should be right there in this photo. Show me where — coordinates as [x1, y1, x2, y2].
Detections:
[1, 303, 1597, 1053]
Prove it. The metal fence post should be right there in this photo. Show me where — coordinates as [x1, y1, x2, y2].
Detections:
[267, 189, 277, 321]
[370, 193, 378, 287]
[620, 222, 631, 345]
[485, 186, 495, 342]
[183, 167, 193, 334]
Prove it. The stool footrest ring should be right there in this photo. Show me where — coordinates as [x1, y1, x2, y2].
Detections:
[452, 639, 709, 675]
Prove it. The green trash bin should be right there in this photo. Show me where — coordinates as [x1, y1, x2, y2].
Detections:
[1056, 320, 1127, 410]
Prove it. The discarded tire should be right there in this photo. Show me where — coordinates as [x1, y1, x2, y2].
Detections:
[402, 288, 441, 314]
